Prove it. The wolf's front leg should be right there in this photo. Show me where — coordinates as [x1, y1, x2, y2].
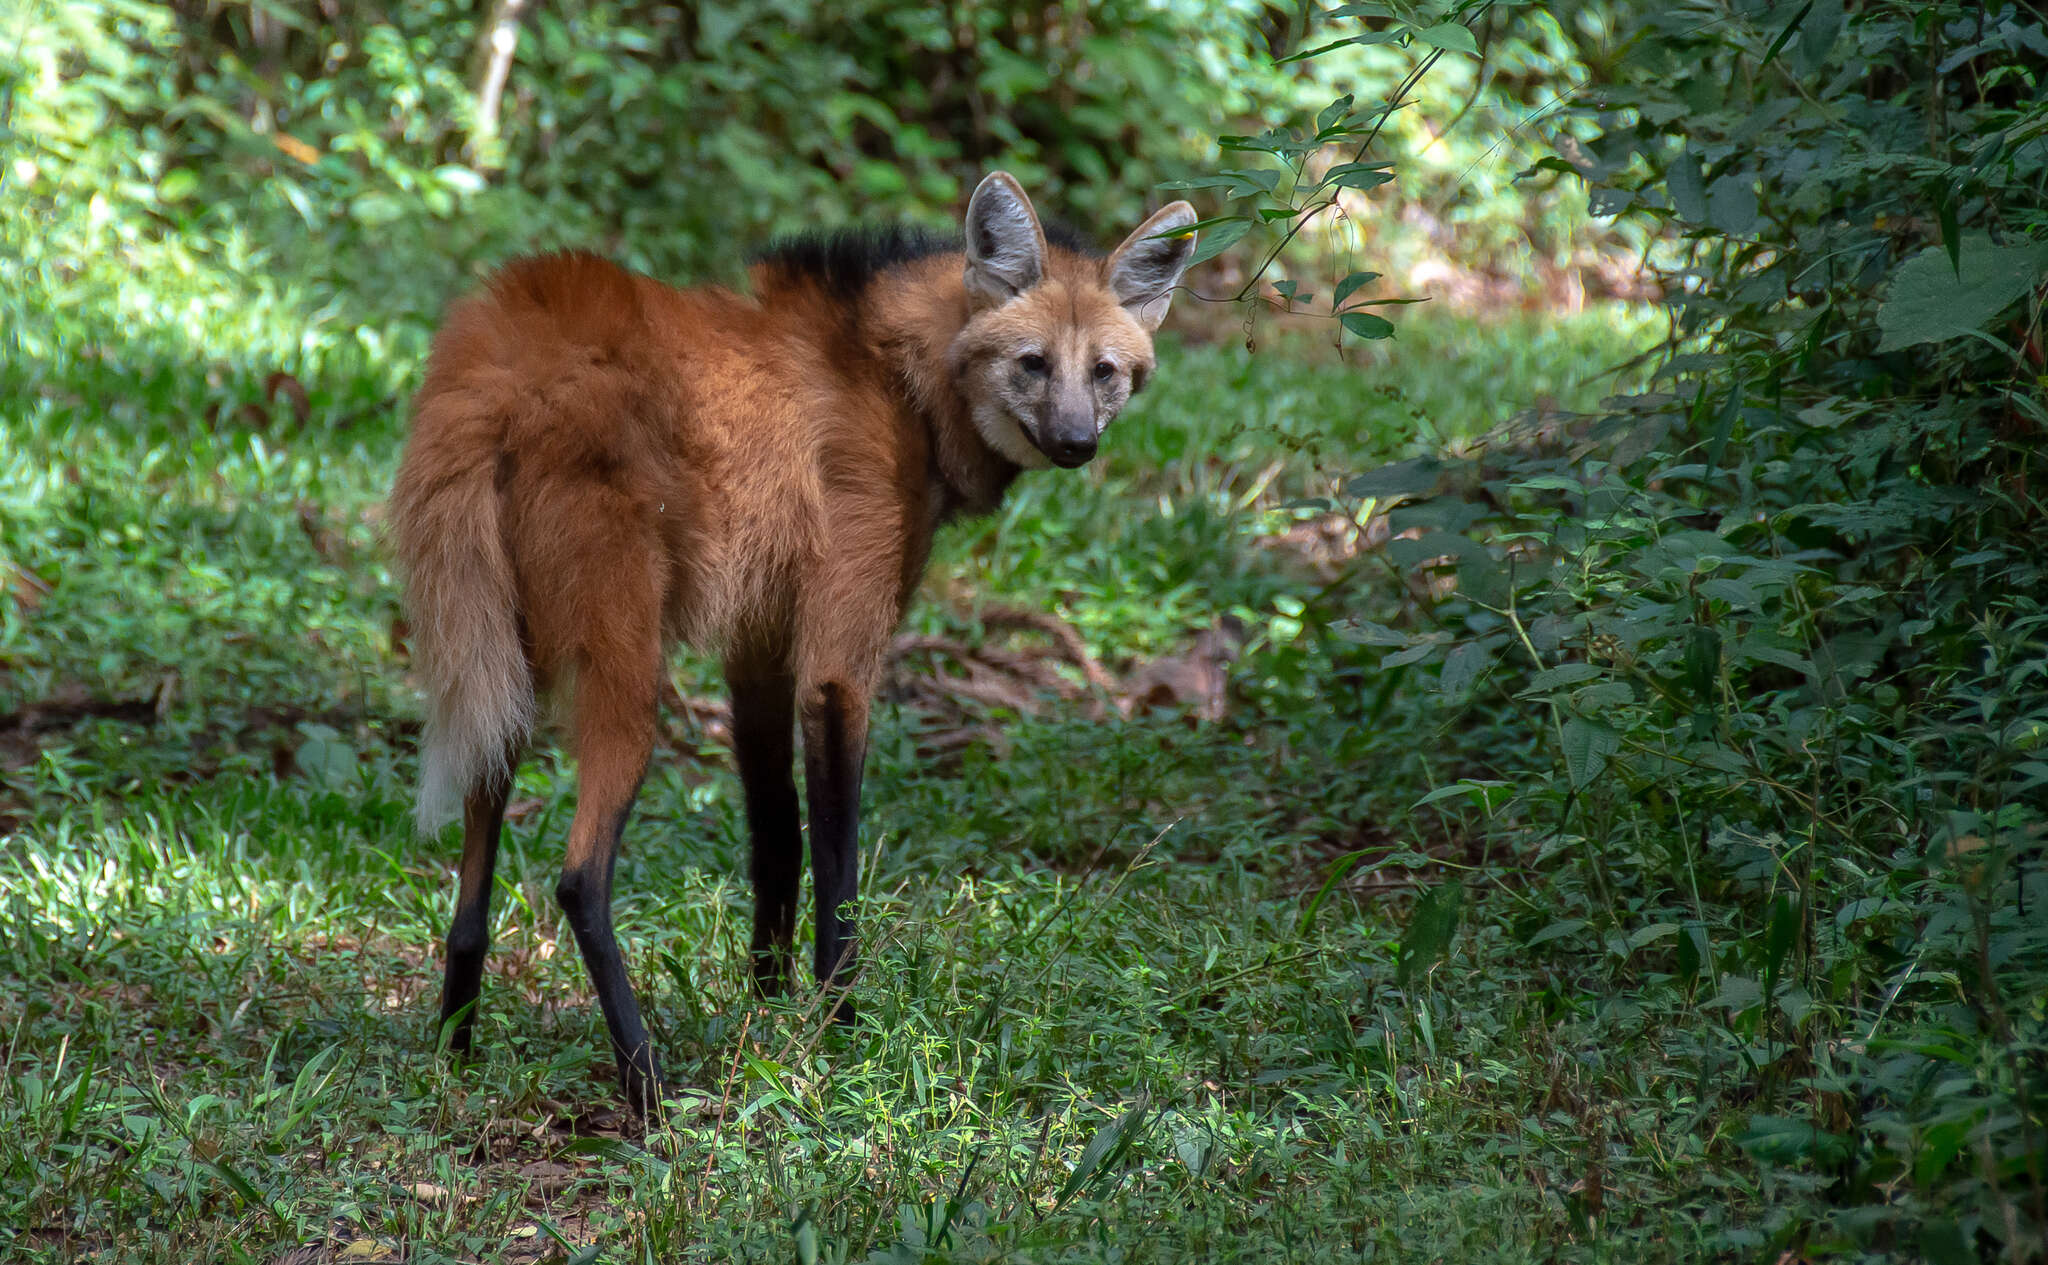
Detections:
[794, 557, 898, 1024]
[726, 659, 801, 997]
[800, 677, 867, 1022]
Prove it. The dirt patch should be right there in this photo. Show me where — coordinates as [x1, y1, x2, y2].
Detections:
[884, 605, 1247, 756]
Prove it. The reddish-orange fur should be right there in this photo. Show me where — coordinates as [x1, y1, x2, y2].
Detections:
[390, 174, 1195, 1104]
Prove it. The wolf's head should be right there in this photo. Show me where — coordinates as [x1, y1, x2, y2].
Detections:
[949, 173, 1197, 470]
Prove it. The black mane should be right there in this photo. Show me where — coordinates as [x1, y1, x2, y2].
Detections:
[751, 220, 1102, 302]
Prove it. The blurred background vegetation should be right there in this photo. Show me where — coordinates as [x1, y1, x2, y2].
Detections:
[1, 0, 1637, 370]
[3, 2, 2045, 1262]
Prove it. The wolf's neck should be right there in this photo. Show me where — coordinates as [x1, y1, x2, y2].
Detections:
[865, 257, 1020, 521]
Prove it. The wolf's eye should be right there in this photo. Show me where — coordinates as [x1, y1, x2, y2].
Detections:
[1018, 353, 1049, 376]
[1093, 360, 1116, 382]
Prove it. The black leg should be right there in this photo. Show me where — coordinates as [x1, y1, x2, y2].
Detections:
[556, 803, 664, 1111]
[438, 770, 513, 1056]
[728, 664, 800, 997]
[801, 681, 866, 1020]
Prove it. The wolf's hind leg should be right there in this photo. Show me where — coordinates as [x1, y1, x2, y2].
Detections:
[437, 757, 518, 1057]
[548, 535, 667, 1109]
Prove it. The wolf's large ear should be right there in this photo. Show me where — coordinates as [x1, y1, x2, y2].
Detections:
[963, 172, 1048, 309]
[1107, 202, 1198, 332]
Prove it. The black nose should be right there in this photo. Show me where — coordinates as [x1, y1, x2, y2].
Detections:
[1043, 434, 1096, 468]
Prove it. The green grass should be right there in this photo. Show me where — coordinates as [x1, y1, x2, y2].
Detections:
[0, 259, 1739, 1263]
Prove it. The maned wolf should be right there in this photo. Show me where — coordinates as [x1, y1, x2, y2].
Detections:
[390, 173, 1197, 1107]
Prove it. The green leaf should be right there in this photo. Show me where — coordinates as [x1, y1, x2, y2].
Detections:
[1560, 717, 1621, 788]
[1523, 918, 1586, 948]
[207, 1158, 272, 1215]
[1387, 530, 1473, 570]
[1763, 892, 1800, 995]
[1341, 311, 1396, 340]
[1626, 922, 1680, 950]
[564, 1135, 672, 1174]
[1517, 155, 1582, 181]
[1333, 271, 1381, 309]
[1737, 1115, 1850, 1167]
[1666, 151, 1707, 220]
[1919, 1219, 1975, 1265]
[1057, 1095, 1149, 1206]
[158, 169, 197, 202]
[295, 728, 356, 789]
[1683, 626, 1722, 701]
[1316, 94, 1354, 135]
[1278, 36, 1364, 64]
[1456, 550, 1508, 607]
[1758, 0, 1816, 69]
[1169, 1114, 1215, 1180]
[1676, 922, 1707, 983]
[1914, 1119, 1972, 1188]
[1413, 779, 1509, 811]
[1396, 882, 1463, 988]
[1707, 974, 1763, 1015]
[348, 192, 405, 226]
[1380, 640, 1441, 669]
[1322, 161, 1395, 192]
[1875, 232, 2048, 351]
[793, 1208, 821, 1265]
[1523, 662, 1603, 694]
[1705, 380, 1742, 471]
[1408, 22, 1479, 55]
[1298, 848, 1385, 934]
[434, 164, 486, 195]
[1160, 168, 1286, 201]
[1437, 641, 1488, 695]
[1588, 187, 1634, 217]
[1332, 619, 1409, 646]
[1185, 217, 1251, 267]
[1344, 458, 1443, 500]
[1705, 174, 1758, 236]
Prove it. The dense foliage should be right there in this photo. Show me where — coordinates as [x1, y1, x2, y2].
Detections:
[1313, 1, 2047, 1255]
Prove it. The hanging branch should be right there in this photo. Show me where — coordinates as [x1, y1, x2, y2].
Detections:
[468, 0, 533, 168]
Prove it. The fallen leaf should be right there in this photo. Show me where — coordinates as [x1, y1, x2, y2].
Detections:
[516, 1160, 578, 1195]
[1121, 617, 1246, 722]
[298, 502, 342, 561]
[3, 563, 51, 616]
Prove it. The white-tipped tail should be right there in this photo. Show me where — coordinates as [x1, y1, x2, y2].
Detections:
[391, 402, 534, 834]
[412, 594, 532, 832]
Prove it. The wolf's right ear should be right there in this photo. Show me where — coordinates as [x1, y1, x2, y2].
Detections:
[963, 172, 1047, 309]
[1107, 201, 1198, 332]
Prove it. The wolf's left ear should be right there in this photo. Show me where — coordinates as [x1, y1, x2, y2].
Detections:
[964, 172, 1048, 310]
[1107, 201, 1198, 332]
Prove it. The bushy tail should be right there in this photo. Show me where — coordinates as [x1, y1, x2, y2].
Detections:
[390, 390, 534, 834]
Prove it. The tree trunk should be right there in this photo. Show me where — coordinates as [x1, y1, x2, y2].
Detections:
[469, 0, 534, 168]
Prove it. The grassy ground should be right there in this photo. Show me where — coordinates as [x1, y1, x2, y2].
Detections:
[0, 262, 1733, 1264]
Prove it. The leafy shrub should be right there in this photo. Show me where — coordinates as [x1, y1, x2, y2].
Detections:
[1326, 1, 2047, 1254]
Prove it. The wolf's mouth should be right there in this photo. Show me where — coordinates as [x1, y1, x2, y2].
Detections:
[1019, 419, 1092, 469]
[1017, 419, 1050, 460]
